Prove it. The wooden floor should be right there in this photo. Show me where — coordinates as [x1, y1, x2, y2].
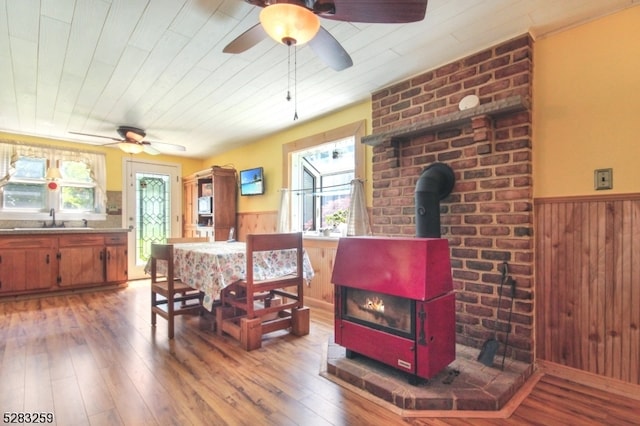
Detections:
[1, 281, 638, 426]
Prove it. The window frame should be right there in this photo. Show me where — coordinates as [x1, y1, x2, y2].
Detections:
[0, 142, 107, 222]
[282, 120, 366, 234]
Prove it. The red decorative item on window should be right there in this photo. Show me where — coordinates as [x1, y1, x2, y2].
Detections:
[47, 181, 59, 191]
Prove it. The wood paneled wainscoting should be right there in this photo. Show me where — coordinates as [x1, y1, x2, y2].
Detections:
[301, 237, 338, 311]
[237, 211, 338, 311]
[535, 193, 640, 385]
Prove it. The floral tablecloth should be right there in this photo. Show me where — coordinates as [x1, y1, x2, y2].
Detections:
[150, 241, 314, 311]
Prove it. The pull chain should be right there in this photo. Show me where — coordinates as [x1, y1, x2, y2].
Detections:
[293, 45, 298, 121]
[286, 42, 292, 102]
[285, 41, 299, 121]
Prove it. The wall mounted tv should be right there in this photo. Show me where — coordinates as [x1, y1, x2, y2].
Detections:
[239, 167, 265, 196]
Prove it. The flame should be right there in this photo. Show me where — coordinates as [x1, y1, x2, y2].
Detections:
[363, 296, 385, 313]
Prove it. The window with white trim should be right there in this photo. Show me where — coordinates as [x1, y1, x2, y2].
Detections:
[0, 141, 107, 220]
[291, 137, 354, 231]
[282, 121, 366, 235]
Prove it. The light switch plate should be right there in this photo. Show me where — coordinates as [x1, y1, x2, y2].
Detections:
[594, 168, 613, 190]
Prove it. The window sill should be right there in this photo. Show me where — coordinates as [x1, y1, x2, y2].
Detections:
[303, 231, 344, 240]
[0, 211, 108, 222]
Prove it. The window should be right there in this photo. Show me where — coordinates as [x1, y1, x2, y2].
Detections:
[0, 141, 107, 220]
[292, 137, 354, 231]
[283, 121, 366, 234]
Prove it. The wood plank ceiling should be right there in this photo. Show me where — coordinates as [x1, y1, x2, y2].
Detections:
[0, 0, 637, 158]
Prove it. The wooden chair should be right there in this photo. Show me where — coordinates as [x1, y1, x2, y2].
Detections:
[150, 243, 203, 339]
[166, 237, 209, 243]
[216, 232, 310, 350]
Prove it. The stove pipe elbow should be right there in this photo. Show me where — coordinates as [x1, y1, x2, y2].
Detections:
[415, 163, 455, 238]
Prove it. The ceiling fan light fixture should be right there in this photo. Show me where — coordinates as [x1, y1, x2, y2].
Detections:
[118, 142, 145, 154]
[259, 4, 320, 46]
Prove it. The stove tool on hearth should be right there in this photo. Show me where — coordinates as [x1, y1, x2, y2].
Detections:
[500, 276, 517, 370]
[478, 261, 509, 367]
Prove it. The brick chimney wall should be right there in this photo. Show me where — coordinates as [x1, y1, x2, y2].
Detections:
[370, 35, 534, 363]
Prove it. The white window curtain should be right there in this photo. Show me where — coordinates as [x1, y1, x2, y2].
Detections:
[0, 140, 107, 213]
[277, 188, 291, 232]
[346, 179, 371, 236]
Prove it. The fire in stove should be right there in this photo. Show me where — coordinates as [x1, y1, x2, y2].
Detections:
[363, 296, 384, 313]
[343, 287, 414, 337]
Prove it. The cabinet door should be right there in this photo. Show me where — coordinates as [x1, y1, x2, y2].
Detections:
[0, 238, 57, 294]
[0, 250, 26, 293]
[211, 168, 237, 241]
[58, 246, 105, 287]
[105, 245, 128, 282]
[183, 177, 198, 236]
[28, 248, 58, 291]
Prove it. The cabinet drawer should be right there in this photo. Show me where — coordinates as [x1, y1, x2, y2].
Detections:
[0, 236, 57, 249]
[104, 234, 127, 245]
[58, 235, 104, 247]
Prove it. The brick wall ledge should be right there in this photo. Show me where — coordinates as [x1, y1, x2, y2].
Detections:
[363, 95, 530, 146]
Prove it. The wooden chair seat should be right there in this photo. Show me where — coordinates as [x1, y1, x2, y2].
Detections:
[150, 243, 203, 339]
[216, 232, 309, 350]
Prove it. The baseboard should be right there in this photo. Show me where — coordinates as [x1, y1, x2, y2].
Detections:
[304, 297, 333, 312]
[536, 359, 640, 401]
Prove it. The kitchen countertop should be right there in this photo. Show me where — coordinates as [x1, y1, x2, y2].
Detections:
[0, 228, 131, 235]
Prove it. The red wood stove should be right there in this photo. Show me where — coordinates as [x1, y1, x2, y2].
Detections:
[331, 236, 455, 384]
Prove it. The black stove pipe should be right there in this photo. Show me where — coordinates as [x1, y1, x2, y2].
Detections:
[415, 163, 455, 238]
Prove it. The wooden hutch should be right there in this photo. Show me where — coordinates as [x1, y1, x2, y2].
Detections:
[183, 166, 237, 240]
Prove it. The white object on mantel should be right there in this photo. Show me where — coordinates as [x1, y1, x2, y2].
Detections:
[458, 95, 480, 111]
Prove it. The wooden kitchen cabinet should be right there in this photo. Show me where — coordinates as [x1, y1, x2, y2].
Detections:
[0, 237, 57, 293]
[58, 235, 105, 287]
[0, 230, 129, 297]
[105, 234, 128, 282]
[182, 166, 237, 240]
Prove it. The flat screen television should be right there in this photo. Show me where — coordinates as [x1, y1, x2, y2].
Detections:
[239, 167, 265, 196]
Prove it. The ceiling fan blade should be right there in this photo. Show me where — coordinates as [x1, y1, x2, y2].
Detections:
[308, 26, 353, 71]
[223, 23, 268, 54]
[142, 143, 160, 155]
[69, 131, 121, 142]
[323, 0, 428, 23]
[145, 140, 187, 152]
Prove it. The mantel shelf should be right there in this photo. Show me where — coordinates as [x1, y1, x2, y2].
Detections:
[362, 95, 530, 146]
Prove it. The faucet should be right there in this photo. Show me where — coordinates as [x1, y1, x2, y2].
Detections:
[49, 208, 56, 227]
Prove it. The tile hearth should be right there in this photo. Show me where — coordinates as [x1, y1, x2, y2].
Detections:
[321, 341, 535, 415]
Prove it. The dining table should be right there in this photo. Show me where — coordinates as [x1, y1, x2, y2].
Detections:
[149, 241, 314, 311]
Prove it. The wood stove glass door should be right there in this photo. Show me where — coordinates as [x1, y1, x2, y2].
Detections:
[342, 287, 415, 339]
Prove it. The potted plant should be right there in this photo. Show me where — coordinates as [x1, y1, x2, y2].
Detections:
[324, 209, 348, 235]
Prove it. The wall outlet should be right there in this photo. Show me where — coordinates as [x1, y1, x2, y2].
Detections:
[594, 168, 613, 190]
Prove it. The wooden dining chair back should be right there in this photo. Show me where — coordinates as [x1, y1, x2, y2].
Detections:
[150, 243, 203, 339]
[166, 237, 209, 243]
[217, 232, 310, 350]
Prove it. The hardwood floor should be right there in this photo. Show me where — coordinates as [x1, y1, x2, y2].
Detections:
[1, 281, 638, 426]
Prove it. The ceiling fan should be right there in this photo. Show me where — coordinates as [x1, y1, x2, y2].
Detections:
[223, 0, 429, 71]
[69, 126, 187, 155]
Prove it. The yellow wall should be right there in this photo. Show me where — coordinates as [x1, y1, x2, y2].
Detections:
[533, 6, 640, 197]
[0, 131, 205, 190]
[203, 101, 372, 213]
